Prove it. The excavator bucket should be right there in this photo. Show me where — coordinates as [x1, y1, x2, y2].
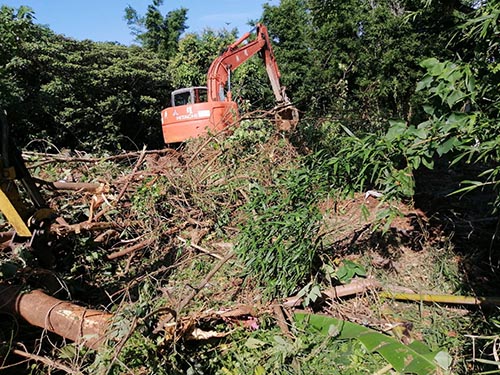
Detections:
[274, 104, 300, 132]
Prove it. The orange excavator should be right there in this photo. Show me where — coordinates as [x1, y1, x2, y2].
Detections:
[161, 23, 299, 143]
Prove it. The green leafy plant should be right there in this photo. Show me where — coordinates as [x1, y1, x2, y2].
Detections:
[295, 282, 322, 306]
[236, 165, 323, 300]
[295, 313, 452, 375]
[334, 259, 367, 284]
[226, 119, 275, 150]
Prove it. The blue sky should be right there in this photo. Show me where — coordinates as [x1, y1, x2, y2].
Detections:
[1, 0, 278, 45]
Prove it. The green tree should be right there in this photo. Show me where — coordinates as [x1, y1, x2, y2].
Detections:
[412, 0, 499, 208]
[1, 6, 171, 151]
[307, 0, 499, 209]
[167, 29, 237, 89]
[124, 0, 188, 59]
[0, 5, 42, 109]
[262, 0, 472, 131]
[261, 0, 313, 110]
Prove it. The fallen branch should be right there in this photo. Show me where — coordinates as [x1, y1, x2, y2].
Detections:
[177, 236, 223, 260]
[283, 278, 382, 308]
[196, 151, 223, 184]
[380, 291, 500, 306]
[115, 145, 147, 203]
[92, 146, 147, 222]
[104, 316, 138, 375]
[50, 221, 116, 236]
[273, 304, 293, 338]
[12, 347, 78, 374]
[24, 148, 178, 165]
[36, 179, 104, 193]
[175, 252, 235, 317]
[0, 231, 15, 249]
[283, 277, 500, 308]
[322, 278, 382, 300]
[107, 238, 154, 260]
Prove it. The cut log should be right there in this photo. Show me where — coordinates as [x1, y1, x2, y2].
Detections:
[49, 181, 103, 193]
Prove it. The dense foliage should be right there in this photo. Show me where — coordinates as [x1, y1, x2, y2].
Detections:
[1, 0, 479, 152]
[1, 5, 171, 150]
[124, 0, 188, 59]
[262, 0, 474, 130]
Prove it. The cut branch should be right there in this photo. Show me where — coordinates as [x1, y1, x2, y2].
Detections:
[168, 252, 235, 324]
[107, 238, 154, 260]
[177, 236, 224, 260]
[379, 291, 500, 306]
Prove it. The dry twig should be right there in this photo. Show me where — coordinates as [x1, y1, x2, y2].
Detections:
[107, 238, 155, 260]
[173, 252, 235, 321]
[176, 236, 224, 260]
[11, 348, 78, 374]
[115, 146, 147, 203]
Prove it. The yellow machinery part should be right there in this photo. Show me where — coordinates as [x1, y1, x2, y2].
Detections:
[0, 187, 32, 237]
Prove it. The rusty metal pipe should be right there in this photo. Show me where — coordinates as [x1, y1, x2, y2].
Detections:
[0, 286, 112, 349]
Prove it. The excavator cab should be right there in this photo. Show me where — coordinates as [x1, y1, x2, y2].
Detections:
[171, 87, 208, 107]
[161, 89, 238, 144]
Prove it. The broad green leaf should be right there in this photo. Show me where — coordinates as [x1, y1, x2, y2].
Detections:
[245, 337, 267, 349]
[445, 90, 466, 108]
[420, 57, 440, 69]
[446, 112, 469, 127]
[422, 104, 435, 115]
[295, 313, 447, 375]
[465, 71, 476, 94]
[58, 344, 77, 359]
[422, 157, 435, 170]
[432, 351, 453, 370]
[416, 75, 434, 91]
[412, 155, 421, 169]
[308, 285, 322, 303]
[385, 120, 407, 141]
[408, 340, 432, 354]
[411, 126, 429, 140]
[437, 137, 459, 156]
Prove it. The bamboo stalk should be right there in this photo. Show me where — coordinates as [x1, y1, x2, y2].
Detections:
[379, 291, 500, 306]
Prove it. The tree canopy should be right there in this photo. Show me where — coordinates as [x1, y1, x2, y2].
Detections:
[1, 5, 170, 150]
[124, 0, 188, 59]
[0, 0, 497, 164]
